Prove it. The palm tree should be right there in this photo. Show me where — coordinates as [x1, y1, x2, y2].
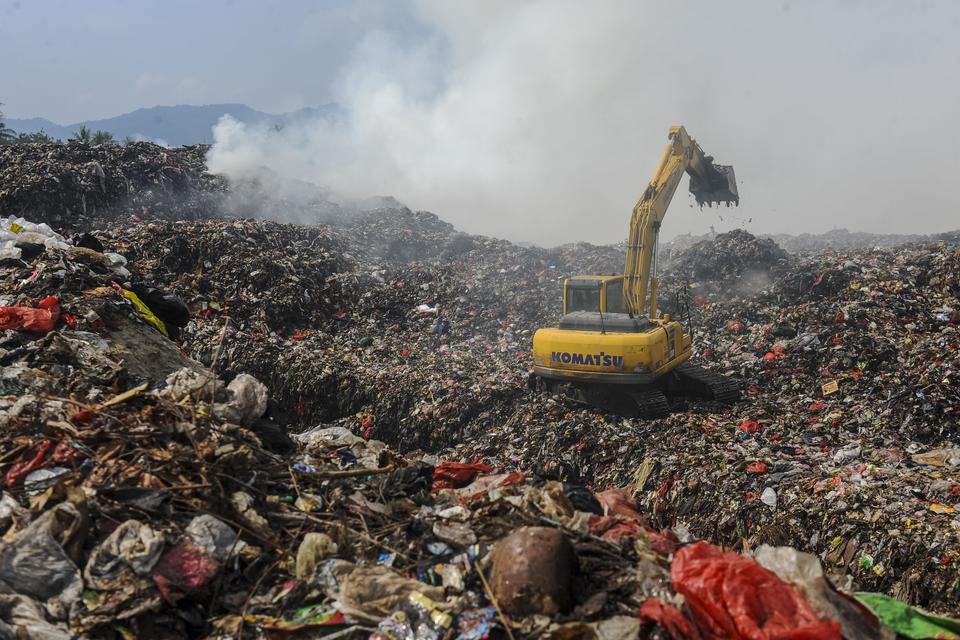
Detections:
[0, 122, 15, 144]
[17, 130, 56, 143]
[0, 104, 16, 144]
[70, 125, 93, 143]
[91, 130, 115, 145]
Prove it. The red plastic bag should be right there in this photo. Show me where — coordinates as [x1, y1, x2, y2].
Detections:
[640, 599, 704, 640]
[361, 415, 375, 439]
[588, 515, 647, 544]
[457, 471, 526, 501]
[739, 419, 761, 434]
[432, 461, 493, 490]
[51, 440, 87, 464]
[153, 540, 221, 603]
[746, 462, 768, 474]
[596, 489, 644, 520]
[725, 320, 746, 334]
[6, 439, 54, 488]
[671, 542, 841, 640]
[0, 296, 60, 334]
[587, 515, 678, 553]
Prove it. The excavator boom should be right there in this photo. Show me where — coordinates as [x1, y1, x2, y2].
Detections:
[623, 126, 738, 317]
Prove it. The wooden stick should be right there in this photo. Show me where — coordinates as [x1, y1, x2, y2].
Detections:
[476, 563, 516, 640]
[45, 421, 81, 437]
[0, 444, 28, 465]
[97, 383, 149, 409]
[295, 464, 396, 479]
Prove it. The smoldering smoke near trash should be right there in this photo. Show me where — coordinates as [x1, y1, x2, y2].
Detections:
[207, 0, 960, 246]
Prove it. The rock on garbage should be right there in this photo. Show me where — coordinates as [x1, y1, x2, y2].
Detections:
[488, 526, 577, 616]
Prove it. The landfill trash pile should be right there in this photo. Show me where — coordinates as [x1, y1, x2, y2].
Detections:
[669, 228, 791, 283]
[485, 240, 960, 616]
[764, 228, 960, 254]
[2, 193, 960, 637]
[102, 210, 638, 457]
[87, 212, 960, 617]
[0, 142, 228, 228]
[0, 212, 908, 639]
[216, 167, 347, 224]
[95, 212, 575, 448]
[664, 228, 960, 260]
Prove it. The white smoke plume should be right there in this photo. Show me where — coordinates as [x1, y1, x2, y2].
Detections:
[207, 0, 960, 245]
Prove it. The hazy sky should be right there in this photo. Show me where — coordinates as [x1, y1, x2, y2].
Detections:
[4, 1, 960, 244]
[0, 0, 431, 121]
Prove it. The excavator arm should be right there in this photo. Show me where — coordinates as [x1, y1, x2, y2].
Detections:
[623, 126, 738, 317]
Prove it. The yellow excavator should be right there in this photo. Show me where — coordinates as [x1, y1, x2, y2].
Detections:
[531, 126, 740, 417]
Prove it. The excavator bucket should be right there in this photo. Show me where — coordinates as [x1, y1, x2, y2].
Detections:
[689, 162, 739, 207]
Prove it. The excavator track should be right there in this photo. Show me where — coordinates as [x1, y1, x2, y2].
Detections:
[627, 388, 671, 419]
[551, 382, 671, 418]
[673, 361, 741, 404]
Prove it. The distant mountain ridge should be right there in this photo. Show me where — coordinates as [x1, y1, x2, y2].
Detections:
[6, 103, 342, 147]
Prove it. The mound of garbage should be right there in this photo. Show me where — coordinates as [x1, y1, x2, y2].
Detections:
[0, 142, 227, 228]
[766, 228, 960, 254]
[670, 228, 791, 282]
[4, 209, 959, 638]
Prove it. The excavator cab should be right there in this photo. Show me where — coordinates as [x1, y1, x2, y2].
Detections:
[563, 276, 626, 314]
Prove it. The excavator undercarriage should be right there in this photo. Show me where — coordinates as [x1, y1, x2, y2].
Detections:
[532, 360, 740, 418]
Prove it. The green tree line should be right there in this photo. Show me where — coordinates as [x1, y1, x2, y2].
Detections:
[1, 103, 123, 145]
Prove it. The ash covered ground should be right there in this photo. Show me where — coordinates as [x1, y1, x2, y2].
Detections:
[0, 142, 958, 638]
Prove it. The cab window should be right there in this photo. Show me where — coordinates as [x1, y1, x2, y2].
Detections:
[605, 280, 625, 313]
[566, 283, 601, 312]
